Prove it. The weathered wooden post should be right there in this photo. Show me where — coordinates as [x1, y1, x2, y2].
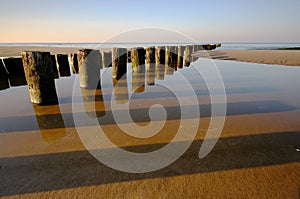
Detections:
[184, 45, 192, 66]
[22, 51, 58, 105]
[145, 46, 155, 86]
[32, 104, 66, 144]
[3, 57, 27, 86]
[131, 47, 145, 92]
[171, 46, 178, 69]
[70, 53, 79, 74]
[0, 60, 9, 90]
[177, 46, 185, 69]
[112, 47, 127, 80]
[155, 46, 165, 80]
[77, 49, 102, 89]
[101, 51, 112, 68]
[50, 55, 59, 79]
[131, 47, 145, 71]
[165, 46, 174, 75]
[56, 54, 71, 77]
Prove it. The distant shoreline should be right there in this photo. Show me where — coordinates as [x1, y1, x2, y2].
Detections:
[197, 50, 300, 66]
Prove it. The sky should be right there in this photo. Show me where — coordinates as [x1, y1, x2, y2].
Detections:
[0, 0, 300, 43]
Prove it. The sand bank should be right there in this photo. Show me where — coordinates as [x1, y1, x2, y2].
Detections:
[196, 50, 300, 66]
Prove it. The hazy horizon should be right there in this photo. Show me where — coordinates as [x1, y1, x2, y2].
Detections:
[0, 0, 299, 43]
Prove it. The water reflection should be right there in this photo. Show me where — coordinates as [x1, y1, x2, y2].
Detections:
[32, 104, 66, 144]
[113, 77, 129, 104]
[81, 87, 105, 118]
[132, 65, 145, 93]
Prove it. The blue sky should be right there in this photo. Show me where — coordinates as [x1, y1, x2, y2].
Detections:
[0, 0, 299, 42]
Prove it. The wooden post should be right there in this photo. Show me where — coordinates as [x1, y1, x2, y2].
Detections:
[50, 55, 59, 79]
[101, 51, 112, 68]
[0, 59, 9, 90]
[70, 53, 79, 74]
[184, 45, 192, 66]
[146, 46, 155, 85]
[131, 47, 145, 71]
[155, 46, 165, 66]
[22, 51, 58, 105]
[171, 46, 178, 69]
[56, 54, 71, 77]
[112, 47, 127, 80]
[4, 57, 27, 87]
[177, 46, 185, 69]
[165, 46, 174, 75]
[155, 46, 165, 80]
[3, 57, 24, 75]
[77, 49, 101, 89]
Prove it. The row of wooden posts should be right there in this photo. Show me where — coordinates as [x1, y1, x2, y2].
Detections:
[0, 44, 220, 105]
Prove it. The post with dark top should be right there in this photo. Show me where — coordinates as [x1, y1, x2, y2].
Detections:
[56, 54, 71, 77]
[22, 51, 58, 105]
[101, 51, 112, 68]
[112, 47, 127, 80]
[50, 55, 59, 79]
[70, 53, 79, 74]
[77, 49, 102, 89]
[155, 46, 165, 80]
[177, 46, 185, 69]
[145, 46, 155, 85]
[184, 45, 192, 66]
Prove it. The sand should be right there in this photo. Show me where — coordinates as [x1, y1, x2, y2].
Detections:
[195, 50, 300, 66]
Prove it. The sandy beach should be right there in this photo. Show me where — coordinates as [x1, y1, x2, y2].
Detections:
[0, 45, 300, 198]
[196, 50, 300, 66]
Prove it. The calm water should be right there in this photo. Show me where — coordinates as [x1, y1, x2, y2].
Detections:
[0, 57, 300, 196]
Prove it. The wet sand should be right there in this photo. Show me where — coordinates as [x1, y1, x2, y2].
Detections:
[196, 50, 300, 66]
[0, 54, 300, 198]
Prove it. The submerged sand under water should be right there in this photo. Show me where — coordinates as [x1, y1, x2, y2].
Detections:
[0, 57, 299, 198]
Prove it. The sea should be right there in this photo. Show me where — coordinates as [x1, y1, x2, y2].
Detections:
[0, 42, 299, 50]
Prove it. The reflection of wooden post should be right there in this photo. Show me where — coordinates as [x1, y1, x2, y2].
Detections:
[184, 45, 192, 66]
[112, 48, 127, 80]
[0, 60, 9, 90]
[50, 55, 59, 79]
[177, 46, 185, 69]
[33, 104, 66, 144]
[101, 51, 112, 68]
[81, 87, 105, 118]
[22, 51, 58, 105]
[78, 49, 101, 89]
[131, 47, 145, 71]
[155, 46, 165, 80]
[146, 47, 155, 85]
[56, 54, 71, 77]
[70, 53, 79, 74]
[132, 66, 145, 92]
[113, 78, 129, 104]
